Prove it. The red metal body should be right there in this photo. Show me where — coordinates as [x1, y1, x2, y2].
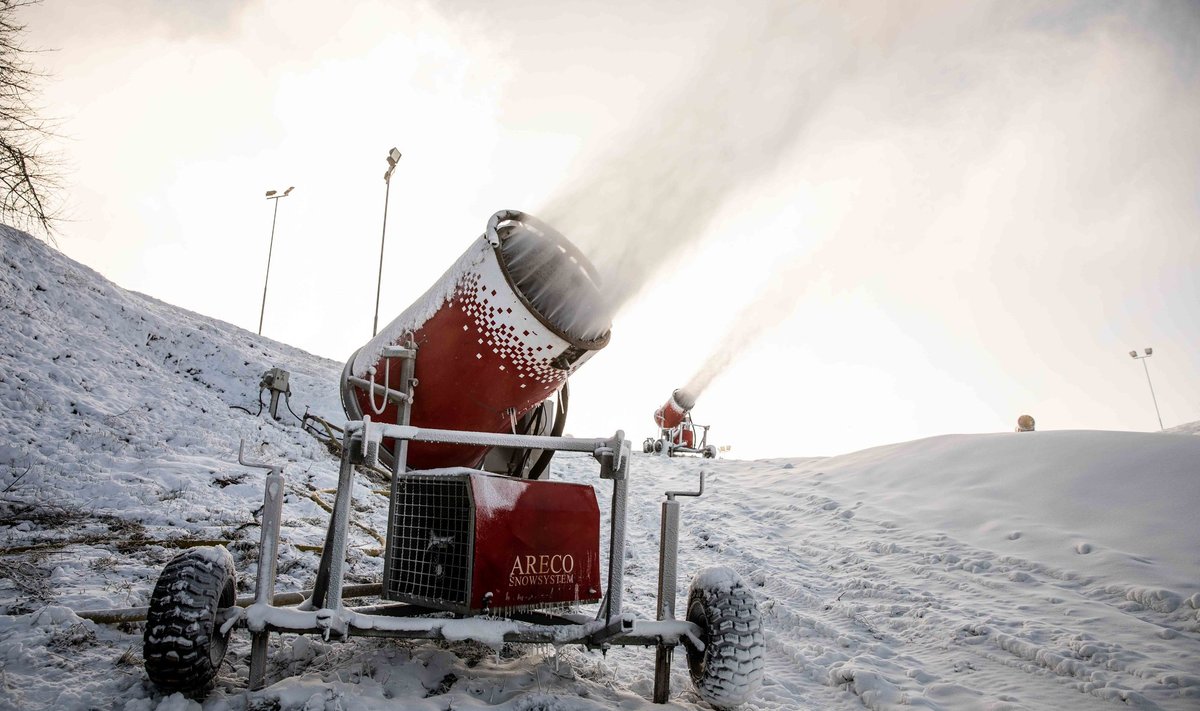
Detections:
[653, 389, 696, 430]
[673, 425, 696, 448]
[353, 298, 565, 469]
[383, 471, 602, 614]
[342, 211, 610, 470]
[469, 474, 601, 610]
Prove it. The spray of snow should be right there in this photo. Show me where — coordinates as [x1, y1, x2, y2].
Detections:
[541, 0, 1200, 398]
[539, 0, 867, 318]
[683, 255, 811, 399]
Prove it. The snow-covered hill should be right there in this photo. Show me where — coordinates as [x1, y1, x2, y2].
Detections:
[1, 225, 1198, 710]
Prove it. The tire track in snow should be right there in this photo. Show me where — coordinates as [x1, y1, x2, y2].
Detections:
[577, 454, 1200, 710]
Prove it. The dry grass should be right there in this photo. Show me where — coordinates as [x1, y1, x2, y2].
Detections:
[47, 622, 97, 653]
[0, 556, 53, 600]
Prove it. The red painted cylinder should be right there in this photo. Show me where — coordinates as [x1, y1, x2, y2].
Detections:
[653, 389, 697, 429]
[672, 426, 696, 448]
[342, 210, 611, 470]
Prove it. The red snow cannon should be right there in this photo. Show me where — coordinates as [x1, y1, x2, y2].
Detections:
[654, 389, 696, 430]
[645, 388, 717, 458]
[341, 210, 611, 472]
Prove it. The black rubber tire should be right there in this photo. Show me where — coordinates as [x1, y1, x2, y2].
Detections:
[654, 439, 664, 453]
[685, 567, 765, 708]
[703, 445, 717, 459]
[143, 546, 237, 693]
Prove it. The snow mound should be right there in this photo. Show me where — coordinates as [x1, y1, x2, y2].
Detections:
[770, 430, 1200, 593]
[1165, 419, 1200, 435]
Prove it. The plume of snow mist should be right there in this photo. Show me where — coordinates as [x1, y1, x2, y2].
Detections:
[538, 1, 907, 328]
[549, 0, 1199, 407]
[682, 255, 811, 400]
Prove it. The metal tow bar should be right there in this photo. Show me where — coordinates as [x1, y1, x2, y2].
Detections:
[653, 470, 705, 703]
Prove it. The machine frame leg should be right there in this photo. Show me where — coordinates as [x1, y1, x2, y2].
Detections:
[237, 444, 286, 690]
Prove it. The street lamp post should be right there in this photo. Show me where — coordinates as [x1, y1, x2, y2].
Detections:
[259, 186, 294, 336]
[1128, 347, 1163, 430]
[373, 147, 402, 337]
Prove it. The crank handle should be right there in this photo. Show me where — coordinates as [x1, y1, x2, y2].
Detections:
[665, 471, 705, 501]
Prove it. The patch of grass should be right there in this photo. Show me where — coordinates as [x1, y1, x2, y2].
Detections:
[0, 500, 89, 529]
[48, 622, 96, 653]
[89, 555, 119, 572]
[0, 556, 54, 603]
[115, 645, 139, 667]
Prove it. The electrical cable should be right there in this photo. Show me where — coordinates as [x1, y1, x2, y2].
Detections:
[229, 389, 266, 416]
[283, 390, 305, 426]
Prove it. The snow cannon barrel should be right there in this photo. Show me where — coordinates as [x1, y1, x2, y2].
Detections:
[653, 389, 697, 430]
[341, 209, 611, 470]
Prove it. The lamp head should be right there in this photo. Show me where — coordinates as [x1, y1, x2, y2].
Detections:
[1129, 350, 1138, 358]
[1144, 347, 1153, 356]
[265, 190, 276, 197]
[387, 147, 402, 166]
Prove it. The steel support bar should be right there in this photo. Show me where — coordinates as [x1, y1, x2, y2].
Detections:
[74, 584, 384, 625]
[323, 432, 357, 615]
[354, 421, 625, 457]
[237, 606, 688, 647]
[653, 497, 681, 703]
[249, 464, 285, 690]
[604, 476, 628, 623]
[309, 430, 357, 612]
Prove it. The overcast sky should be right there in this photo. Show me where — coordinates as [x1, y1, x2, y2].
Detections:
[23, 0, 1200, 458]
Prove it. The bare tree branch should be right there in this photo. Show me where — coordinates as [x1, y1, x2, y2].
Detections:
[0, 0, 59, 236]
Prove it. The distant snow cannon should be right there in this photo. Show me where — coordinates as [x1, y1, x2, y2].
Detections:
[645, 388, 717, 458]
[341, 209, 611, 473]
[1016, 414, 1035, 432]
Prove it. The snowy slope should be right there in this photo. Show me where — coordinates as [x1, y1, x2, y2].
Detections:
[1, 226, 1198, 711]
[1166, 420, 1200, 436]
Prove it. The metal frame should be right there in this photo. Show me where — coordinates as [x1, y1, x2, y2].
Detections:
[217, 343, 706, 702]
[647, 412, 715, 458]
[229, 419, 703, 700]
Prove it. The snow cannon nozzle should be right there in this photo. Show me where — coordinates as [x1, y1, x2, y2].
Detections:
[654, 388, 697, 430]
[340, 209, 611, 471]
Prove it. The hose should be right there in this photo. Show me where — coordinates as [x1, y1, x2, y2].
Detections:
[527, 381, 569, 480]
[229, 389, 266, 417]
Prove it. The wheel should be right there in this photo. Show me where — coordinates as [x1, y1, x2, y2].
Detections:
[144, 546, 237, 693]
[654, 439, 663, 453]
[643, 438, 655, 454]
[703, 445, 717, 459]
[684, 567, 765, 708]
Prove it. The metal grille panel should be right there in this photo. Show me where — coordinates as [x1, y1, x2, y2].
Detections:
[384, 474, 473, 608]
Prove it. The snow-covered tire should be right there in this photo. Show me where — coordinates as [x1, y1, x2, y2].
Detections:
[684, 567, 765, 708]
[654, 439, 664, 453]
[143, 546, 237, 693]
[703, 445, 717, 459]
[643, 438, 655, 454]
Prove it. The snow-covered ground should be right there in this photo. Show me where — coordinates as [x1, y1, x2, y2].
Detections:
[1, 225, 1198, 710]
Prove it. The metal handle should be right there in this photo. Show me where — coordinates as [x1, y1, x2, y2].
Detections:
[665, 471, 704, 501]
[238, 440, 277, 472]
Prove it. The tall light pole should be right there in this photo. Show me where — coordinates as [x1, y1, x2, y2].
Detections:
[1128, 347, 1163, 430]
[259, 186, 294, 336]
[373, 147, 402, 337]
